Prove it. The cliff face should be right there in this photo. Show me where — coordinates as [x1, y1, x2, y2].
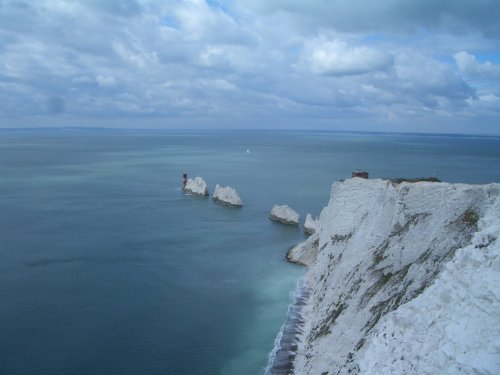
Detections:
[290, 178, 499, 375]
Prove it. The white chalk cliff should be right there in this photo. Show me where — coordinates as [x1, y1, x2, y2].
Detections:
[284, 178, 500, 375]
[304, 214, 319, 235]
[184, 177, 209, 196]
[287, 233, 319, 267]
[270, 205, 300, 225]
[212, 184, 242, 207]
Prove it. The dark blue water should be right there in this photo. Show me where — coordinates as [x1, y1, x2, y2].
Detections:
[1, 129, 499, 375]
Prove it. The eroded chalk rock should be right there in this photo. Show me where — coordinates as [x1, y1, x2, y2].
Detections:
[286, 233, 320, 266]
[304, 213, 319, 235]
[269, 204, 300, 225]
[184, 177, 209, 196]
[212, 184, 242, 207]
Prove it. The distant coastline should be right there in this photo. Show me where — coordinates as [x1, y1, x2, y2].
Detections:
[2, 127, 500, 139]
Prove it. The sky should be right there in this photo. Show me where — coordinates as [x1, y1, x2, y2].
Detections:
[1, 0, 500, 134]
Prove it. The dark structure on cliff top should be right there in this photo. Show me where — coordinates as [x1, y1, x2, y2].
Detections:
[352, 170, 369, 179]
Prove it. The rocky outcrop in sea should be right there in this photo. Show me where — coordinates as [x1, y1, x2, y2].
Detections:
[212, 184, 242, 207]
[303, 214, 319, 235]
[269, 205, 300, 225]
[184, 177, 209, 196]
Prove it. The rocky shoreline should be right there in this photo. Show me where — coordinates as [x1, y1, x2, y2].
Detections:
[265, 282, 310, 375]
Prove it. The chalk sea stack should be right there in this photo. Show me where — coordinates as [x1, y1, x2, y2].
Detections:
[269, 204, 300, 225]
[184, 177, 209, 196]
[304, 213, 319, 235]
[212, 184, 242, 207]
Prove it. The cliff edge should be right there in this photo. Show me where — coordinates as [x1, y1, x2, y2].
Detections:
[286, 178, 499, 375]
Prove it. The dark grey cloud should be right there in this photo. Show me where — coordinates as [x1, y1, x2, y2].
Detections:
[46, 96, 66, 115]
[85, 0, 143, 17]
[0, 0, 38, 32]
[244, 0, 500, 38]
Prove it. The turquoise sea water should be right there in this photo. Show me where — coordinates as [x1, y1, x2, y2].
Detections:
[1, 130, 500, 375]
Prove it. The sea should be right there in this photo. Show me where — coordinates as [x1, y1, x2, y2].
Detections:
[1, 129, 500, 375]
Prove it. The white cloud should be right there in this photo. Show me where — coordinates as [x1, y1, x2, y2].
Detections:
[0, 0, 498, 133]
[467, 94, 500, 111]
[198, 78, 237, 91]
[173, 0, 256, 45]
[95, 75, 117, 88]
[454, 51, 500, 79]
[477, 94, 500, 106]
[304, 38, 393, 76]
[112, 41, 158, 69]
[198, 45, 226, 66]
[72, 75, 94, 84]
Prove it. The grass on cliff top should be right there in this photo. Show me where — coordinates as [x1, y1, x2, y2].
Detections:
[389, 177, 441, 184]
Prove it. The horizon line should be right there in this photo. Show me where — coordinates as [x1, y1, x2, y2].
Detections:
[1, 127, 500, 138]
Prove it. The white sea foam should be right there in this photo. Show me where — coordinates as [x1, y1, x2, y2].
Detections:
[265, 280, 309, 375]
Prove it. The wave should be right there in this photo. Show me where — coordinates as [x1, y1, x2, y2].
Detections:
[265, 280, 310, 375]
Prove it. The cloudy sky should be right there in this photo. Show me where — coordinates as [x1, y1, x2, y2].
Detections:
[1, 0, 500, 134]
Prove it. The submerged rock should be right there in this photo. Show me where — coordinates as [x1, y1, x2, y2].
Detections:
[184, 177, 209, 196]
[304, 213, 319, 235]
[212, 184, 242, 207]
[269, 205, 300, 225]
